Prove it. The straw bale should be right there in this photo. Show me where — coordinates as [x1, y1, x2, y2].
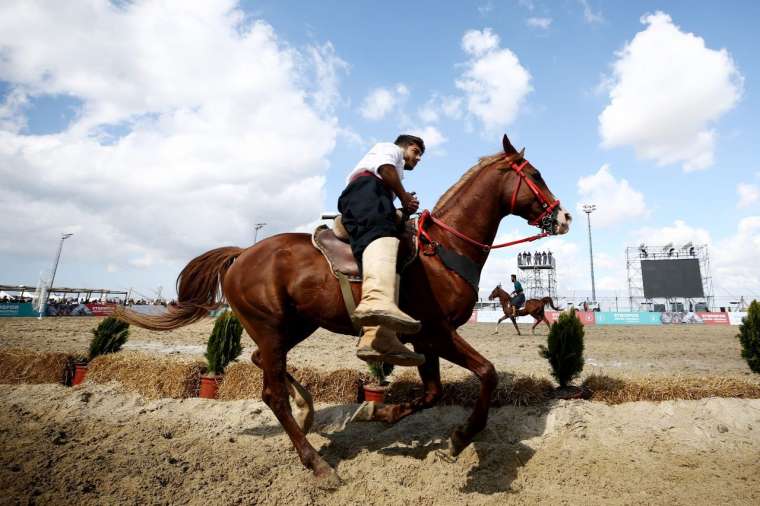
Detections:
[0, 348, 74, 384]
[87, 352, 204, 399]
[386, 370, 553, 407]
[217, 363, 363, 403]
[217, 362, 263, 400]
[583, 374, 760, 404]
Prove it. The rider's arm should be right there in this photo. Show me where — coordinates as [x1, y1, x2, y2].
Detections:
[378, 164, 419, 213]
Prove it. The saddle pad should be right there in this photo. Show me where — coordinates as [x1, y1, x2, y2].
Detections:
[311, 221, 419, 282]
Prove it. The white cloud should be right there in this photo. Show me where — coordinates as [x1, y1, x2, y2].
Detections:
[634, 220, 712, 249]
[0, 1, 343, 271]
[409, 126, 447, 152]
[526, 17, 552, 30]
[461, 28, 500, 57]
[477, 2, 494, 15]
[579, 0, 604, 24]
[737, 183, 759, 208]
[417, 94, 463, 124]
[359, 83, 408, 120]
[598, 12, 743, 171]
[456, 29, 532, 132]
[576, 164, 648, 227]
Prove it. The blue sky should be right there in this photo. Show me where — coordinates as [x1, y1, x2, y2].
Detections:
[1, 0, 759, 305]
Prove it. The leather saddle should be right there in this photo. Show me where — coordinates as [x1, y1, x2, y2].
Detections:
[312, 218, 419, 282]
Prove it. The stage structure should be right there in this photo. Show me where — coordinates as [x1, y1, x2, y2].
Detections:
[626, 243, 714, 311]
[517, 250, 557, 300]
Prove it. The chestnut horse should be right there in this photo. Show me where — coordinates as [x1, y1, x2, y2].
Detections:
[488, 284, 561, 335]
[115, 135, 571, 484]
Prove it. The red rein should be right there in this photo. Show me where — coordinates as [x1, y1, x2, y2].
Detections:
[416, 158, 559, 253]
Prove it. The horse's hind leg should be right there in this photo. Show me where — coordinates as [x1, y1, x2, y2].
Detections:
[511, 317, 520, 335]
[252, 349, 314, 433]
[435, 327, 497, 457]
[494, 315, 507, 334]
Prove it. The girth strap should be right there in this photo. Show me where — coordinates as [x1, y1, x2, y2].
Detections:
[335, 271, 362, 336]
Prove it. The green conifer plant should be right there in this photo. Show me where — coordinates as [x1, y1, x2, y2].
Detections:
[737, 300, 760, 374]
[539, 309, 585, 388]
[89, 316, 130, 361]
[205, 310, 243, 376]
[366, 361, 394, 385]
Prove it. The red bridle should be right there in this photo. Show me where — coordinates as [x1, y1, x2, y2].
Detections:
[417, 157, 560, 253]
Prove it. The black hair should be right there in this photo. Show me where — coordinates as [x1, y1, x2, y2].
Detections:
[395, 134, 425, 154]
[510, 274, 517, 279]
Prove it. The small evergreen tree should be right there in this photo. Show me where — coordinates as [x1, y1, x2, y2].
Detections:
[539, 309, 585, 388]
[205, 310, 244, 376]
[366, 362, 394, 385]
[89, 317, 130, 360]
[737, 300, 760, 374]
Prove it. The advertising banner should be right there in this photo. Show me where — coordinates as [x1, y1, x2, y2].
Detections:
[659, 312, 705, 324]
[696, 312, 730, 325]
[85, 303, 117, 316]
[595, 312, 662, 325]
[0, 303, 38, 317]
[544, 311, 596, 325]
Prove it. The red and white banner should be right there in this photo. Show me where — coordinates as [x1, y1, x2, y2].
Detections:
[85, 303, 117, 316]
[696, 312, 730, 325]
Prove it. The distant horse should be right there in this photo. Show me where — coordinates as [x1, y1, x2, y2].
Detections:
[115, 135, 571, 485]
[488, 284, 560, 335]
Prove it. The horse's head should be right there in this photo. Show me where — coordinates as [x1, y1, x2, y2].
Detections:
[495, 134, 572, 236]
[488, 284, 502, 300]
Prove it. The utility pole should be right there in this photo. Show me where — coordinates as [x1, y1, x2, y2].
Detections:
[254, 223, 266, 243]
[43, 233, 73, 316]
[582, 204, 597, 303]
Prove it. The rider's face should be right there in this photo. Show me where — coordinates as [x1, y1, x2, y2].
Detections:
[402, 144, 423, 170]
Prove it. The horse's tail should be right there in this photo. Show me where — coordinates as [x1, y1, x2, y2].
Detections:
[542, 297, 561, 311]
[114, 246, 244, 331]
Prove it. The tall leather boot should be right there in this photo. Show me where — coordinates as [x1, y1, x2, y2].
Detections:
[356, 325, 425, 367]
[353, 237, 421, 334]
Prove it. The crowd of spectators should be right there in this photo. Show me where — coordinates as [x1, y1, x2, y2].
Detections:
[517, 250, 554, 267]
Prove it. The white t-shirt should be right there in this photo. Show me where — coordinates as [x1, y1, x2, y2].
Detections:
[346, 142, 405, 186]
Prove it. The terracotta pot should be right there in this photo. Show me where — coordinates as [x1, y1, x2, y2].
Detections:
[362, 384, 386, 403]
[72, 364, 88, 386]
[199, 375, 223, 399]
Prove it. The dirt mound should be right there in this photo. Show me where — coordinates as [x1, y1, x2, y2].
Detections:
[1, 384, 758, 505]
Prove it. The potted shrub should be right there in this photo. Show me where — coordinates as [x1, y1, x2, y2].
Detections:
[737, 300, 760, 374]
[362, 361, 394, 403]
[539, 308, 590, 399]
[200, 310, 243, 399]
[73, 316, 130, 385]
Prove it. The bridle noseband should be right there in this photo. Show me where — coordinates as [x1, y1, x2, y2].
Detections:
[417, 155, 561, 254]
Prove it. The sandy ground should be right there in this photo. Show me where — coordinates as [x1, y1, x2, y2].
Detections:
[1, 383, 758, 505]
[0, 317, 751, 379]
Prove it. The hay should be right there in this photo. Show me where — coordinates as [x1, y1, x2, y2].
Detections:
[217, 362, 263, 400]
[218, 363, 363, 404]
[386, 370, 553, 407]
[86, 352, 204, 399]
[582, 374, 760, 404]
[0, 348, 74, 384]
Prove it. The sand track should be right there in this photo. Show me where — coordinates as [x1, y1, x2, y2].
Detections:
[1, 383, 758, 505]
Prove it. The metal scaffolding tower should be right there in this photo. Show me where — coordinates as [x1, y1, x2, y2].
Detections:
[517, 250, 557, 300]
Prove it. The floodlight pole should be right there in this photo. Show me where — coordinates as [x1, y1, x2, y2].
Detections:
[254, 223, 266, 243]
[43, 233, 73, 316]
[582, 204, 597, 303]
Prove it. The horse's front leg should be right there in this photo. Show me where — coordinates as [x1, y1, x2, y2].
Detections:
[511, 316, 521, 335]
[436, 329, 497, 456]
[353, 352, 442, 424]
[494, 315, 508, 334]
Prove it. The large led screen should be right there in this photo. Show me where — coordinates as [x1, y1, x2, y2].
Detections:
[641, 258, 704, 298]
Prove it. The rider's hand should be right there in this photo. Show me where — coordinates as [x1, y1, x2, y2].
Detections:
[401, 192, 419, 214]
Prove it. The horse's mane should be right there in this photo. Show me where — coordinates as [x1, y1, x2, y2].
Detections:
[432, 152, 515, 214]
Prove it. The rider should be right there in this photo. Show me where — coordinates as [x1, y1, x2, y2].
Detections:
[509, 274, 525, 317]
[338, 135, 426, 367]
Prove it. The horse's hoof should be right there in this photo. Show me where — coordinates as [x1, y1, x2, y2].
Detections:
[350, 401, 376, 422]
[314, 465, 342, 490]
[448, 428, 470, 457]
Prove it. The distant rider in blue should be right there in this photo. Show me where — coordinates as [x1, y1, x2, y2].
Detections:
[509, 274, 525, 317]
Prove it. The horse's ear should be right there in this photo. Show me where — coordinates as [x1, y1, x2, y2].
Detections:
[502, 134, 517, 155]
